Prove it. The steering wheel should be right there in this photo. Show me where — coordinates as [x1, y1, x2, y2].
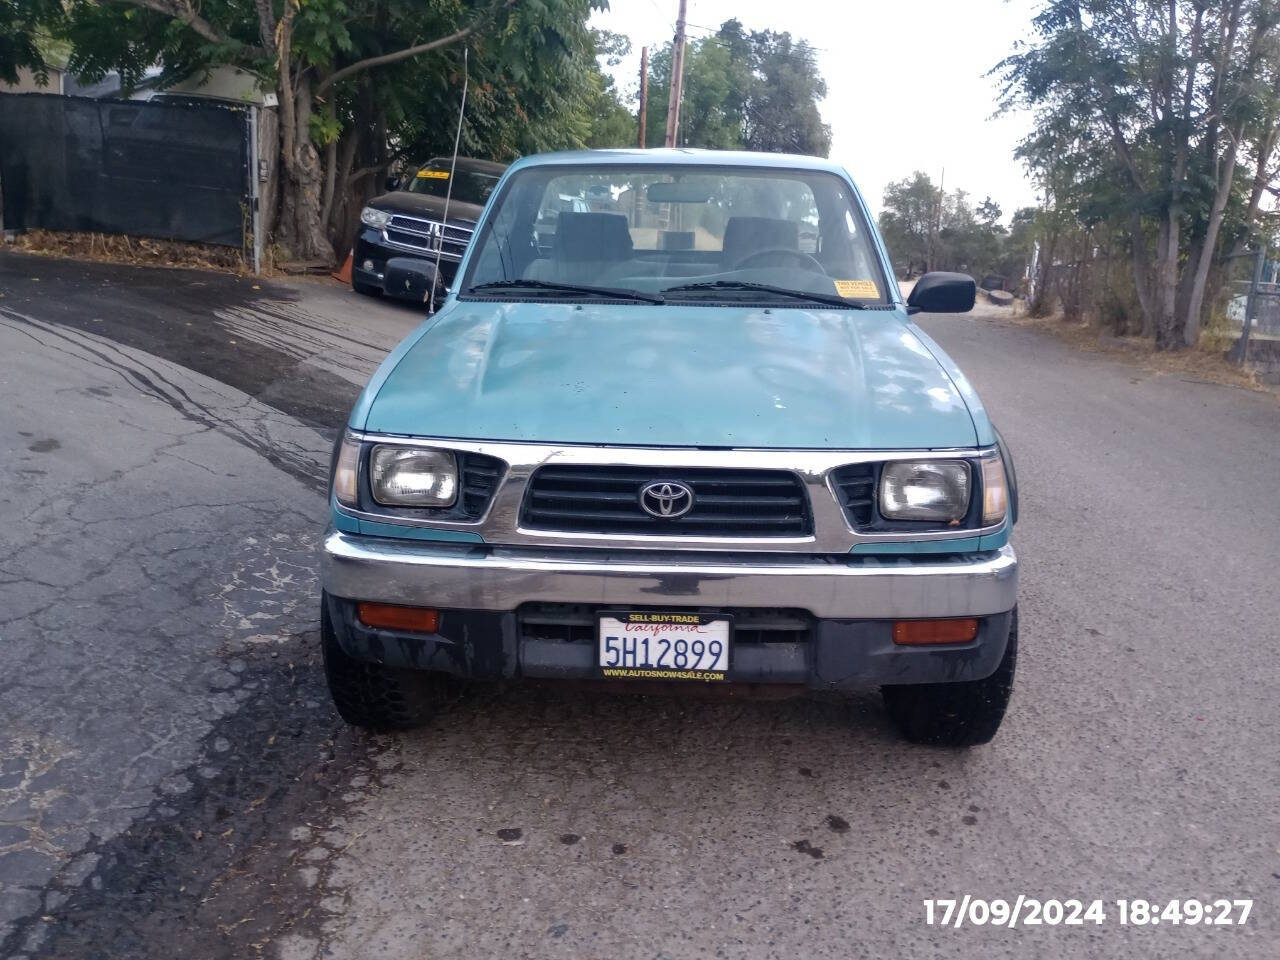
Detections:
[731, 248, 828, 274]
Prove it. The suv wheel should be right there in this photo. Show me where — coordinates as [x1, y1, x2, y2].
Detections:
[881, 608, 1018, 747]
[352, 279, 382, 297]
[321, 595, 452, 730]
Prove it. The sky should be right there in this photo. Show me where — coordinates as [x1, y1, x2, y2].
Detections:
[590, 0, 1043, 223]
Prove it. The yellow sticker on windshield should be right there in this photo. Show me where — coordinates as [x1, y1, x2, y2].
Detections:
[834, 279, 878, 299]
[416, 169, 450, 179]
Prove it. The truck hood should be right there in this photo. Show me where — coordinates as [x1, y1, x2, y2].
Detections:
[358, 303, 978, 449]
[367, 191, 484, 224]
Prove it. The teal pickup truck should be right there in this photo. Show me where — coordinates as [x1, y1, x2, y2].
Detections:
[322, 149, 1019, 746]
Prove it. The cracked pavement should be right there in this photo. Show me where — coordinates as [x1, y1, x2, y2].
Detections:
[0, 254, 412, 957]
[1, 251, 1278, 959]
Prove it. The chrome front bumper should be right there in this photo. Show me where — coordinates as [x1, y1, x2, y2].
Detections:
[321, 531, 1017, 619]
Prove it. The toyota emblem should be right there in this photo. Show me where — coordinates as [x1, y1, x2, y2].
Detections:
[638, 481, 695, 519]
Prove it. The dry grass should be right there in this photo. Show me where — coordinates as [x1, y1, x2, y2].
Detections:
[7, 229, 251, 274]
[1002, 304, 1274, 396]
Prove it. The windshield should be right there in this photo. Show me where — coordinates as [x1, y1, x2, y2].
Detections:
[460, 164, 889, 305]
[405, 162, 500, 206]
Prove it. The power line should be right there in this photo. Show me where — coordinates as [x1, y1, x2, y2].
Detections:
[641, 0, 676, 33]
[682, 18, 832, 54]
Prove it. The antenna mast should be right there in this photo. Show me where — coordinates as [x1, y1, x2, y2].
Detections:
[430, 47, 469, 316]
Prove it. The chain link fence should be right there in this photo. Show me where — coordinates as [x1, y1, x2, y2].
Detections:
[1224, 248, 1279, 380]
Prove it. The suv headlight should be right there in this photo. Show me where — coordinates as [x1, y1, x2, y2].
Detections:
[880, 460, 971, 522]
[370, 445, 457, 507]
[360, 206, 392, 229]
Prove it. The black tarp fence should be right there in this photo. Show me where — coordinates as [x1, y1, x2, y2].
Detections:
[0, 93, 250, 247]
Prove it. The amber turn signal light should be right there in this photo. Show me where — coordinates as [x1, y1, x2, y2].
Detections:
[892, 618, 978, 645]
[356, 602, 440, 633]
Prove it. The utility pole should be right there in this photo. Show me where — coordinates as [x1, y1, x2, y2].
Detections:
[664, 0, 688, 148]
[638, 46, 648, 148]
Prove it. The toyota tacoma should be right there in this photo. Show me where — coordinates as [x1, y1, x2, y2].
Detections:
[323, 148, 1019, 746]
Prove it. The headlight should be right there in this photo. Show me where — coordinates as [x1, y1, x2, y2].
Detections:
[880, 460, 970, 522]
[360, 206, 392, 229]
[370, 445, 457, 507]
[332, 434, 361, 507]
[981, 455, 1008, 526]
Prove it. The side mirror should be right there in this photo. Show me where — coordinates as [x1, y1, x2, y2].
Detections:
[906, 272, 976, 314]
[384, 175, 401, 192]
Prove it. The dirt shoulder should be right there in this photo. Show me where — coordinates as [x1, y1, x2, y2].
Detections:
[993, 304, 1273, 397]
[902, 278, 1268, 396]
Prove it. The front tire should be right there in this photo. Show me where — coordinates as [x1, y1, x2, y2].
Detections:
[321, 596, 449, 730]
[352, 278, 382, 297]
[881, 608, 1018, 747]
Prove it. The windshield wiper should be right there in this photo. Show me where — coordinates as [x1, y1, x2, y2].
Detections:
[661, 280, 868, 310]
[466, 279, 664, 304]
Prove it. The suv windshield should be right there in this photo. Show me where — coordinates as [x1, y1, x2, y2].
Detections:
[406, 162, 500, 206]
[460, 164, 888, 305]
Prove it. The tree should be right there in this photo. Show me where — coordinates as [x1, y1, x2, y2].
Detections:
[997, 0, 1280, 348]
[878, 172, 939, 276]
[642, 19, 830, 156]
[643, 35, 746, 150]
[584, 29, 636, 148]
[0, 0, 56, 85]
[880, 174, 1024, 282]
[741, 29, 830, 155]
[41, 0, 605, 263]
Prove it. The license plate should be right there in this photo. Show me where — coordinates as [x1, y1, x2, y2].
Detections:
[597, 612, 731, 681]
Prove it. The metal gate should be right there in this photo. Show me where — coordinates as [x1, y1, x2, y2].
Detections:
[0, 93, 252, 248]
[1227, 247, 1279, 369]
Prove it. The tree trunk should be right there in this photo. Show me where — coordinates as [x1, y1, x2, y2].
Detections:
[1175, 235, 1202, 330]
[327, 129, 360, 250]
[1183, 128, 1243, 346]
[276, 73, 333, 265]
[1029, 231, 1057, 317]
[319, 92, 339, 235]
[1153, 205, 1183, 350]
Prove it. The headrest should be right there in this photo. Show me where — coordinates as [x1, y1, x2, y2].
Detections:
[555, 212, 634, 262]
[722, 216, 800, 263]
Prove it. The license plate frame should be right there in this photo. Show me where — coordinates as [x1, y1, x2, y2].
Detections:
[597, 611, 733, 682]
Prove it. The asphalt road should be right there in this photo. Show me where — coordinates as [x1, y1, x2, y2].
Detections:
[1, 250, 1277, 960]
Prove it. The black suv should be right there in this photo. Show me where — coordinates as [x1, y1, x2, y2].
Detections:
[353, 156, 507, 303]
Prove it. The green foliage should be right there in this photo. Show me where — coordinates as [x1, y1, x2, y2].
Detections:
[995, 0, 1280, 343]
[363, 2, 608, 164]
[643, 19, 831, 156]
[310, 110, 345, 146]
[741, 27, 830, 155]
[583, 28, 637, 148]
[0, 0, 66, 86]
[878, 172, 937, 275]
[879, 172, 1029, 283]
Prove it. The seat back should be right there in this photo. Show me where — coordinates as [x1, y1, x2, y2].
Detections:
[721, 217, 800, 267]
[556, 212, 633, 261]
[526, 212, 634, 282]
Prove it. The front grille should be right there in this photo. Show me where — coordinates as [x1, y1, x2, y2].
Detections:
[384, 215, 473, 258]
[459, 454, 502, 519]
[831, 463, 876, 527]
[521, 465, 812, 536]
[519, 604, 812, 645]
